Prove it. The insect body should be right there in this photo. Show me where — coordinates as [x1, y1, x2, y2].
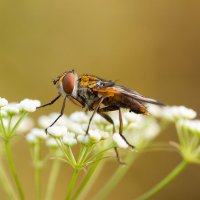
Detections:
[38, 70, 164, 163]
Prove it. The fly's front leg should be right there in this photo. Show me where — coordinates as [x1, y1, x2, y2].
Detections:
[45, 95, 67, 134]
[119, 108, 134, 149]
[85, 97, 104, 135]
[37, 94, 61, 109]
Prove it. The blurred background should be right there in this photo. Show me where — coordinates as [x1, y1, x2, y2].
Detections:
[0, 0, 200, 199]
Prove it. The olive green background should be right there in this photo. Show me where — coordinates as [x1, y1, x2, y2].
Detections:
[0, 0, 200, 199]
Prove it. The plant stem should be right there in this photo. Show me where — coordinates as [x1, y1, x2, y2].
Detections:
[4, 141, 24, 200]
[136, 160, 188, 200]
[34, 143, 42, 200]
[0, 157, 17, 200]
[8, 112, 26, 137]
[0, 116, 6, 137]
[45, 159, 61, 200]
[65, 169, 80, 200]
[93, 152, 137, 200]
[74, 156, 104, 200]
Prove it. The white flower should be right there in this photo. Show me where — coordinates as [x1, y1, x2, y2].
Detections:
[165, 106, 196, 121]
[49, 113, 68, 126]
[0, 109, 7, 117]
[0, 97, 8, 107]
[178, 120, 200, 135]
[147, 104, 163, 118]
[2, 103, 20, 115]
[143, 123, 161, 140]
[30, 128, 47, 140]
[26, 133, 37, 144]
[69, 111, 89, 123]
[63, 135, 77, 146]
[109, 112, 128, 127]
[47, 125, 67, 137]
[77, 135, 90, 145]
[46, 138, 59, 148]
[113, 133, 129, 149]
[101, 131, 110, 139]
[148, 104, 197, 121]
[19, 99, 41, 112]
[38, 115, 53, 129]
[92, 114, 107, 124]
[17, 117, 34, 133]
[123, 111, 143, 123]
[89, 129, 102, 143]
[65, 119, 85, 135]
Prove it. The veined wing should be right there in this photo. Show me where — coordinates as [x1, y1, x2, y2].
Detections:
[93, 84, 164, 105]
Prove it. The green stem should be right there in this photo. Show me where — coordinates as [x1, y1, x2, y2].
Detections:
[93, 152, 137, 200]
[74, 155, 104, 200]
[45, 159, 61, 200]
[0, 116, 6, 137]
[4, 141, 24, 200]
[136, 160, 188, 200]
[34, 143, 42, 200]
[8, 112, 27, 137]
[0, 157, 17, 200]
[65, 169, 80, 200]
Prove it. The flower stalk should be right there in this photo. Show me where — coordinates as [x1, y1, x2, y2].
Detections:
[4, 140, 25, 200]
[45, 158, 61, 200]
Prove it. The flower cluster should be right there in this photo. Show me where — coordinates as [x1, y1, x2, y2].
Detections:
[175, 119, 200, 164]
[0, 98, 40, 140]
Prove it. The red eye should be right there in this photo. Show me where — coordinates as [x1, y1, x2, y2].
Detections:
[62, 72, 75, 94]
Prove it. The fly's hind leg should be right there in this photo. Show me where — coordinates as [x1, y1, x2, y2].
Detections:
[98, 106, 125, 164]
[119, 108, 134, 149]
[85, 97, 104, 135]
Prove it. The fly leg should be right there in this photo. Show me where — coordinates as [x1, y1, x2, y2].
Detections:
[45, 95, 67, 134]
[85, 97, 104, 135]
[97, 106, 126, 164]
[119, 108, 134, 149]
[37, 94, 61, 108]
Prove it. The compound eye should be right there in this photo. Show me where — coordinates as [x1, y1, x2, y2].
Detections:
[62, 72, 75, 94]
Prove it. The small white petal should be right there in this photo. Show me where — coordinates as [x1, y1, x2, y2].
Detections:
[178, 120, 200, 135]
[19, 99, 41, 112]
[3, 103, 20, 115]
[17, 117, 34, 133]
[144, 123, 160, 140]
[77, 135, 90, 145]
[147, 104, 163, 118]
[31, 128, 47, 140]
[123, 112, 143, 123]
[113, 133, 129, 149]
[63, 135, 77, 146]
[47, 126, 67, 137]
[38, 116, 52, 129]
[92, 114, 107, 124]
[49, 113, 68, 126]
[0, 109, 7, 117]
[26, 133, 38, 144]
[101, 131, 110, 139]
[69, 111, 89, 123]
[0, 97, 8, 107]
[46, 138, 59, 148]
[89, 129, 102, 143]
[65, 119, 85, 135]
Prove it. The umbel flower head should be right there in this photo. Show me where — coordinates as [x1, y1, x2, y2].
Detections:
[175, 119, 200, 164]
[0, 97, 39, 140]
[26, 109, 165, 168]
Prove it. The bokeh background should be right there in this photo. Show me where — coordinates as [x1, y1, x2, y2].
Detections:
[0, 0, 200, 199]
